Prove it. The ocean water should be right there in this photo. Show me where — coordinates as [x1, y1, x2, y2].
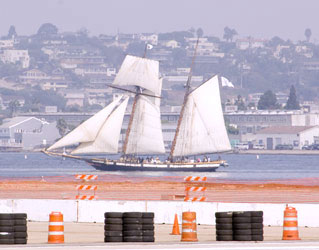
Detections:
[0, 152, 319, 182]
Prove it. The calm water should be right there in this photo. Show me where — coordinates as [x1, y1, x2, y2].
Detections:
[0, 152, 319, 181]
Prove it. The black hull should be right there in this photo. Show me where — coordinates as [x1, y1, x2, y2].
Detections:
[86, 160, 220, 172]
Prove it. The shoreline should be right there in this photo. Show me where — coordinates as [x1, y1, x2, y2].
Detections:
[233, 149, 319, 155]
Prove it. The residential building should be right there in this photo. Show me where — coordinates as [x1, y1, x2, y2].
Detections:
[139, 33, 158, 45]
[0, 39, 14, 48]
[236, 38, 267, 50]
[256, 126, 319, 149]
[0, 49, 30, 68]
[0, 116, 60, 149]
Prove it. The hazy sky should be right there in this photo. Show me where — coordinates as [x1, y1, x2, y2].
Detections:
[1, 0, 318, 42]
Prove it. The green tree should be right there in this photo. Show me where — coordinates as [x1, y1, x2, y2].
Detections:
[285, 85, 300, 110]
[8, 100, 20, 117]
[56, 118, 68, 136]
[257, 90, 278, 110]
[223, 26, 238, 42]
[37, 23, 58, 37]
[235, 95, 246, 110]
[304, 28, 312, 42]
[7, 25, 17, 39]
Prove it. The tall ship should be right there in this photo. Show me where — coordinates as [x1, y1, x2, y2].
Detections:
[44, 45, 231, 172]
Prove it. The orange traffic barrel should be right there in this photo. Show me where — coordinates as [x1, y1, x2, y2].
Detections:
[181, 211, 198, 242]
[48, 211, 64, 243]
[282, 205, 300, 240]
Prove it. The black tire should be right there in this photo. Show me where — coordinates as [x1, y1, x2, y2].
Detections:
[142, 212, 154, 218]
[104, 212, 123, 218]
[216, 223, 232, 230]
[233, 211, 251, 217]
[215, 212, 233, 218]
[123, 236, 143, 242]
[0, 232, 14, 239]
[0, 214, 14, 220]
[216, 229, 233, 235]
[233, 229, 252, 235]
[104, 218, 123, 224]
[104, 231, 123, 237]
[0, 220, 14, 226]
[104, 236, 123, 242]
[252, 229, 263, 235]
[123, 218, 142, 224]
[142, 218, 154, 224]
[251, 223, 263, 229]
[104, 224, 122, 231]
[14, 232, 27, 238]
[233, 223, 251, 230]
[14, 226, 27, 232]
[0, 238, 14, 244]
[216, 218, 232, 224]
[123, 224, 142, 231]
[252, 235, 264, 241]
[250, 211, 263, 217]
[123, 212, 142, 218]
[13, 214, 27, 219]
[14, 238, 27, 244]
[14, 220, 26, 226]
[233, 217, 251, 223]
[0, 226, 14, 232]
[123, 230, 143, 236]
[143, 230, 154, 236]
[251, 217, 263, 223]
[216, 235, 233, 241]
[234, 235, 252, 241]
[142, 224, 154, 230]
[143, 236, 155, 242]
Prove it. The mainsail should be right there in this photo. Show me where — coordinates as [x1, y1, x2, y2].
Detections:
[72, 97, 129, 154]
[47, 96, 123, 151]
[172, 75, 231, 157]
[124, 93, 165, 155]
[113, 55, 160, 95]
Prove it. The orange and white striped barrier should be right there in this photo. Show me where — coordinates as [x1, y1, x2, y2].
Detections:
[184, 176, 207, 182]
[181, 211, 198, 242]
[184, 196, 207, 202]
[75, 174, 98, 181]
[75, 195, 97, 200]
[185, 187, 206, 192]
[76, 185, 97, 191]
[48, 212, 64, 244]
[184, 176, 207, 202]
[282, 205, 300, 240]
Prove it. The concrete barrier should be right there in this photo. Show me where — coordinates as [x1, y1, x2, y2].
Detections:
[1, 199, 318, 227]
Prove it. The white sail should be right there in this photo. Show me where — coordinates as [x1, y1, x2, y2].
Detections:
[113, 55, 160, 95]
[47, 96, 123, 151]
[172, 75, 231, 157]
[125, 95, 165, 155]
[72, 97, 129, 154]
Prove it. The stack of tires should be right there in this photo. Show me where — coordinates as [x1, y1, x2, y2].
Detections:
[13, 213, 27, 244]
[142, 212, 155, 242]
[215, 212, 233, 241]
[250, 211, 263, 241]
[123, 212, 143, 242]
[104, 212, 123, 242]
[233, 211, 252, 241]
[0, 213, 27, 245]
[0, 214, 15, 245]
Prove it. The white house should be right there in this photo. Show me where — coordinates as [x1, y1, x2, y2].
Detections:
[0, 49, 30, 68]
[0, 116, 60, 149]
[255, 126, 319, 150]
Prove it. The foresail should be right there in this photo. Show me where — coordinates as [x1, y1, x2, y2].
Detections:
[113, 55, 160, 95]
[125, 95, 165, 155]
[47, 96, 123, 151]
[71, 97, 129, 154]
[172, 75, 231, 157]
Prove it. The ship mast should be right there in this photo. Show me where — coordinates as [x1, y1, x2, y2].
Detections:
[169, 35, 200, 159]
[122, 44, 150, 155]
